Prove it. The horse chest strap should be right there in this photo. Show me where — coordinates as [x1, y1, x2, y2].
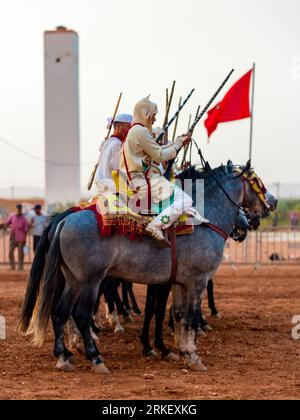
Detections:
[206, 223, 229, 242]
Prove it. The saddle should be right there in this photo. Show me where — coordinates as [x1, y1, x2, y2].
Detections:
[76, 193, 194, 240]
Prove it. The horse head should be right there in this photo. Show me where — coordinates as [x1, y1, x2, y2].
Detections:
[234, 160, 278, 219]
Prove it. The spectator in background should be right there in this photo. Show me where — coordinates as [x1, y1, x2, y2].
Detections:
[30, 204, 48, 252]
[272, 212, 279, 228]
[0, 204, 29, 271]
[290, 212, 299, 228]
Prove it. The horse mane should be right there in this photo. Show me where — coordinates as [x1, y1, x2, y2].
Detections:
[178, 164, 232, 184]
[177, 163, 243, 201]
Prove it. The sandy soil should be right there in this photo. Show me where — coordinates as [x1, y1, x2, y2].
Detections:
[0, 266, 300, 400]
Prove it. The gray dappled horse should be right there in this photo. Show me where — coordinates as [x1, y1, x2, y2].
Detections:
[140, 173, 253, 359]
[140, 166, 275, 362]
[19, 161, 277, 373]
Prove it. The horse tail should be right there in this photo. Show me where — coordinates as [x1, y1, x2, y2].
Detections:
[18, 208, 75, 334]
[31, 219, 67, 347]
[18, 223, 52, 333]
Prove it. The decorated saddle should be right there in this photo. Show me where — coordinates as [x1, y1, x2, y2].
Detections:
[74, 194, 194, 240]
[73, 170, 195, 240]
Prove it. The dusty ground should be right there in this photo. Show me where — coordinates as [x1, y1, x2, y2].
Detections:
[0, 266, 300, 400]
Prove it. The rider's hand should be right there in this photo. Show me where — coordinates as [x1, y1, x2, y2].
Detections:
[182, 134, 191, 147]
[174, 134, 191, 151]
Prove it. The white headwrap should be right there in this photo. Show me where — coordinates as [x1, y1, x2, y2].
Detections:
[106, 113, 133, 129]
[132, 96, 158, 130]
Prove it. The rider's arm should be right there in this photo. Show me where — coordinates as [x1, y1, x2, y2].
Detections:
[138, 129, 178, 164]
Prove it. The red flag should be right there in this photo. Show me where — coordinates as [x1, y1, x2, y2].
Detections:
[204, 69, 253, 138]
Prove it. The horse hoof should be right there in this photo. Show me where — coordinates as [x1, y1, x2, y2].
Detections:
[114, 325, 125, 334]
[56, 359, 75, 372]
[197, 328, 207, 337]
[93, 363, 110, 375]
[144, 349, 159, 359]
[212, 312, 222, 320]
[124, 314, 134, 324]
[164, 352, 179, 362]
[202, 324, 213, 332]
[190, 361, 208, 373]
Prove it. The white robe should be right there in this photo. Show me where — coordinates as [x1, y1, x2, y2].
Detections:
[95, 137, 122, 193]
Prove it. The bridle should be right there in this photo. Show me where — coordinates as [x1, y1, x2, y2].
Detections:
[190, 139, 270, 214]
[234, 168, 271, 211]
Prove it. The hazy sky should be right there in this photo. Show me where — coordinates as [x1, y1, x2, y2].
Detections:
[0, 0, 299, 191]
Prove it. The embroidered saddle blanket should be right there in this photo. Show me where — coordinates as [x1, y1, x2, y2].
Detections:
[74, 195, 194, 240]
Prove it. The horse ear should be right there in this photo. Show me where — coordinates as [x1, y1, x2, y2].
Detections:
[245, 159, 252, 172]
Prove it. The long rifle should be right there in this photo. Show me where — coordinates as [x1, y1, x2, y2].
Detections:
[155, 88, 195, 145]
[181, 106, 200, 167]
[188, 69, 234, 134]
[164, 69, 234, 180]
[172, 96, 182, 142]
[87, 92, 123, 191]
[162, 81, 176, 144]
[163, 81, 176, 127]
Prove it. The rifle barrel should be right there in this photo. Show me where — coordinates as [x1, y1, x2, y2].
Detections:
[189, 69, 234, 134]
[156, 88, 195, 144]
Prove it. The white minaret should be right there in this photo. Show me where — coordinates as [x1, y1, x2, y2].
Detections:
[44, 26, 80, 207]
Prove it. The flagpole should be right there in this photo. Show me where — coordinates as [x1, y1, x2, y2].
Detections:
[249, 62, 256, 161]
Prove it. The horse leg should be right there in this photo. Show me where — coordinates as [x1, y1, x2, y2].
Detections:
[168, 305, 174, 334]
[92, 283, 103, 333]
[52, 283, 80, 372]
[66, 318, 81, 354]
[72, 282, 110, 374]
[91, 318, 102, 337]
[128, 282, 142, 315]
[154, 284, 178, 362]
[140, 285, 158, 358]
[113, 282, 132, 323]
[207, 279, 221, 319]
[174, 284, 208, 372]
[198, 303, 213, 333]
[104, 278, 124, 334]
[121, 280, 131, 311]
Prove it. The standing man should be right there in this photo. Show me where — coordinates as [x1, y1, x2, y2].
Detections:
[0, 204, 29, 271]
[94, 113, 132, 193]
[30, 204, 48, 252]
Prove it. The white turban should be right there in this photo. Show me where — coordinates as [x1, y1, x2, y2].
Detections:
[106, 113, 132, 129]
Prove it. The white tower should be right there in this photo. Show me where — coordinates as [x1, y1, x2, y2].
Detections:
[44, 27, 80, 207]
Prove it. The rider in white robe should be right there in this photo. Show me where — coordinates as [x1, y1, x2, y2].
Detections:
[95, 114, 132, 194]
[120, 96, 207, 242]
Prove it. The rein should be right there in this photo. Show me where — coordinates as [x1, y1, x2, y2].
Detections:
[191, 140, 244, 211]
[187, 140, 269, 213]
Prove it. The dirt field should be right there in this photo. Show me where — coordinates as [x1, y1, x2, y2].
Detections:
[1, 266, 300, 400]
